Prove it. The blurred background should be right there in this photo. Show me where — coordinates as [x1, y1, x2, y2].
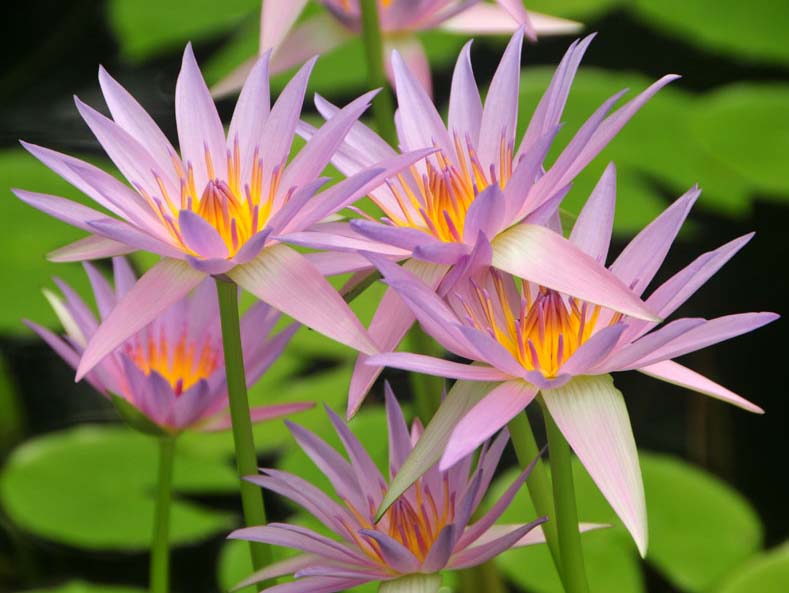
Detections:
[0, 1, 787, 592]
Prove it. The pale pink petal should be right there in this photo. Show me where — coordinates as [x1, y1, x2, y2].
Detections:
[227, 52, 270, 182]
[475, 522, 605, 549]
[366, 352, 510, 382]
[384, 36, 432, 97]
[478, 28, 524, 170]
[496, 1, 537, 38]
[228, 244, 378, 355]
[491, 223, 658, 321]
[76, 259, 207, 379]
[542, 374, 647, 556]
[232, 554, 320, 590]
[569, 162, 616, 264]
[204, 402, 314, 431]
[48, 236, 134, 262]
[87, 218, 184, 259]
[261, 0, 310, 54]
[175, 44, 227, 189]
[83, 262, 115, 320]
[529, 11, 584, 36]
[639, 360, 764, 414]
[177, 210, 229, 259]
[448, 41, 482, 146]
[440, 4, 526, 35]
[270, 13, 351, 74]
[360, 530, 421, 573]
[560, 324, 626, 375]
[12, 188, 118, 234]
[348, 259, 447, 419]
[231, 523, 367, 565]
[240, 576, 366, 593]
[448, 519, 547, 569]
[441, 380, 536, 470]
[98, 66, 177, 168]
[112, 256, 138, 298]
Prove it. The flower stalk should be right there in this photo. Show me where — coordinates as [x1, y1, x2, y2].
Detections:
[150, 436, 176, 593]
[215, 278, 271, 571]
[359, 0, 398, 146]
[545, 409, 590, 593]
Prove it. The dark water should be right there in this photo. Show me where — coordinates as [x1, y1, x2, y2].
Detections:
[1, 1, 787, 592]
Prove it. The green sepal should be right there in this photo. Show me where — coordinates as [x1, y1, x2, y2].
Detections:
[110, 393, 172, 437]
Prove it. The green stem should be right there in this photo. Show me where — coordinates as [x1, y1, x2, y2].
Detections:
[507, 412, 564, 582]
[360, 0, 397, 146]
[150, 437, 176, 593]
[407, 326, 444, 423]
[545, 411, 590, 593]
[215, 279, 271, 572]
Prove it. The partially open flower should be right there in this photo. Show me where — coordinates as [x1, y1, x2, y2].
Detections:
[230, 385, 570, 593]
[365, 164, 778, 555]
[25, 257, 312, 434]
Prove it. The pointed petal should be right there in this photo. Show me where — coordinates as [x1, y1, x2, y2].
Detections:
[231, 554, 319, 590]
[359, 530, 421, 573]
[478, 28, 524, 171]
[377, 380, 499, 519]
[231, 523, 366, 565]
[76, 259, 206, 379]
[87, 218, 184, 259]
[83, 262, 115, 319]
[385, 382, 412, 475]
[542, 374, 647, 556]
[384, 36, 432, 97]
[175, 44, 227, 187]
[639, 360, 763, 414]
[227, 52, 270, 182]
[229, 244, 377, 354]
[12, 188, 116, 234]
[367, 352, 510, 382]
[204, 402, 313, 431]
[48, 235, 134, 262]
[421, 524, 456, 572]
[560, 323, 626, 375]
[261, 0, 309, 52]
[178, 210, 229, 259]
[441, 380, 536, 470]
[448, 518, 547, 569]
[348, 260, 448, 419]
[492, 223, 658, 321]
[610, 186, 699, 296]
[569, 162, 616, 264]
[440, 4, 528, 35]
[269, 14, 350, 75]
[448, 41, 482, 145]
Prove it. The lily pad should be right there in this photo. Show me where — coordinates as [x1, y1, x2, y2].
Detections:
[717, 543, 789, 593]
[0, 425, 238, 550]
[632, 0, 789, 67]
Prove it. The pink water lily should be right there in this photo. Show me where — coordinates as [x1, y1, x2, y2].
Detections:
[230, 384, 595, 593]
[214, 0, 580, 97]
[25, 257, 312, 433]
[292, 30, 676, 418]
[364, 164, 778, 555]
[13, 44, 431, 380]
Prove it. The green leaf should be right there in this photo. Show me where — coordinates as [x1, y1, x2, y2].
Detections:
[108, 0, 260, 61]
[526, 0, 624, 20]
[717, 543, 789, 593]
[0, 425, 239, 550]
[16, 581, 145, 593]
[690, 84, 789, 196]
[644, 454, 762, 592]
[0, 149, 99, 335]
[631, 0, 789, 66]
[489, 451, 762, 593]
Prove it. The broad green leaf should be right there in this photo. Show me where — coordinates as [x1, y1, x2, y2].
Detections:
[0, 150, 98, 335]
[691, 84, 789, 196]
[717, 543, 789, 593]
[632, 0, 789, 66]
[18, 582, 145, 593]
[644, 454, 762, 592]
[0, 425, 238, 550]
[527, 0, 623, 19]
[108, 0, 260, 61]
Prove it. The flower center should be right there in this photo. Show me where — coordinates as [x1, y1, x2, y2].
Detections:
[373, 134, 513, 243]
[137, 138, 286, 257]
[124, 326, 221, 395]
[454, 271, 622, 378]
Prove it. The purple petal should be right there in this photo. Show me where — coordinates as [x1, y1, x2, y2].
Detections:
[227, 52, 270, 182]
[12, 188, 116, 234]
[178, 210, 229, 259]
[121, 358, 175, 427]
[229, 245, 377, 355]
[87, 218, 184, 259]
[76, 258, 206, 379]
[358, 530, 421, 574]
[49, 236, 134, 262]
[448, 518, 547, 569]
[569, 162, 616, 264]
[421, 524, 456, 572]
[231, 523, 367, 565]
[542, 374, 647, 556]
[83, 263, 115, 320]
[441, 380, 536, 470]
[385, 382, 412, 476]
[367, 352, 510, 382]
[448, 41, 482, 146]
[639, 360, 764, 414]
[560, 323, 626, 375]
[462, 185, 508, 243]
[232, 554, 320, 590]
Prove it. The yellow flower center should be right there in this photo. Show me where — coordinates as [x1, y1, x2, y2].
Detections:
[457, 271, 623, 378]
[124, 328, 221, 395]
[374, 134, 513, 243]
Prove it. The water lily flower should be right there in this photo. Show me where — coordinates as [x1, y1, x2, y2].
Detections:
[214, 0, 581, 97]
[25, 257, 312, 433]
[291, 30, 676, 417]
[13, 44, 430, 380]
[230, 384, 585, 593]
[363, 164, 778, 555]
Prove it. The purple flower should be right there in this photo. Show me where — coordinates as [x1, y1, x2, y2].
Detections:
[13, 44, 430, 380]
[25, 257, 312, 433]
[291, 30, 675, 417]
[215, 1, 581, 97]
[364, 164, 778, 555]
[229, 385, 581, 593]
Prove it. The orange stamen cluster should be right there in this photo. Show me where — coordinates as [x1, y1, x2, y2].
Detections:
[137, 138, 286, 256]
[458, 271, 623, 378]
[378, 134, 513, 243]
[124, 326, 221, 395]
